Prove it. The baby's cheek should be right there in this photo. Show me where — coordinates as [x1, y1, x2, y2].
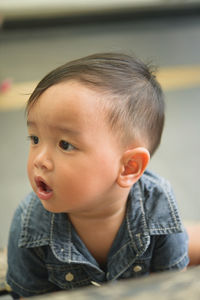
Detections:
[27, 159, 32, 181]
[58, 174, 94, 206]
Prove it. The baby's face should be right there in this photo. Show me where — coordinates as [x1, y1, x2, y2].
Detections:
[27, 80, 123, 215]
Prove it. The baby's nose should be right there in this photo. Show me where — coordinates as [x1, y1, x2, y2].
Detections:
[34, 149, 53, 171]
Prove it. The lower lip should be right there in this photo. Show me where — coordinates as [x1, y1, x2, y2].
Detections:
[36, 187, 53, 201]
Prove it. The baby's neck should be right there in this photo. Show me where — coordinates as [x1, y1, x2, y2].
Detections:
[68, 197, 128, 267]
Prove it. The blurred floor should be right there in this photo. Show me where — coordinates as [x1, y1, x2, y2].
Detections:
[1, 12, 200, 249]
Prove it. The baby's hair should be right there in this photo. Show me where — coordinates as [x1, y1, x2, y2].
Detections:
[26, 53, 164, 156]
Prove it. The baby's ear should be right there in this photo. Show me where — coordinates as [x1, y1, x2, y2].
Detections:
[117, 147, 150, 188]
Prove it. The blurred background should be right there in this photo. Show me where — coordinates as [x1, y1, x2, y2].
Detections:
[1, 0, 200, 252]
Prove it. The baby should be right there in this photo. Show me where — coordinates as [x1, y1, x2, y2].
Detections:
[6, 53, 189, 298]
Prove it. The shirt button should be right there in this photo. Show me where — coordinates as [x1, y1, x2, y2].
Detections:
[91, 281, 101, 287]
[65, 272, 74, 282]
[133, 265, 142, 272]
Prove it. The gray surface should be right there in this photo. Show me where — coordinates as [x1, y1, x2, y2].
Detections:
[1, 14, 200, 248]
[2, 0, 200, 20]
[30, 266, 200, 299]
[1, 15, 200, 82]
[0, 296, 11, 300]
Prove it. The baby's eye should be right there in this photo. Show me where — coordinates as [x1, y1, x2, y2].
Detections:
[28, 135, 39, 145]
[59, 140, 75, 151]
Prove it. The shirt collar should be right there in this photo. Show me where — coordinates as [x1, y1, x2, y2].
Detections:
[18, 193, 101, 269]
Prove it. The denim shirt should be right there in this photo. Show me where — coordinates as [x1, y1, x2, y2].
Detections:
[6, 170, 189, 298]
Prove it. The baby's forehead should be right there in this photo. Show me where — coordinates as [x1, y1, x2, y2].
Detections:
[27, 81, 111, 129]
[45, 80, 105, 100]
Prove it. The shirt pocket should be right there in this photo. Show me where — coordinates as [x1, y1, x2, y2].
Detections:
[47, 263, 92, 289]
[119, 257, 151, 279]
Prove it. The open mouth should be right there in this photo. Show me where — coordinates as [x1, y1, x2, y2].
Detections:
[35, 176, 53, 200]
[38, 180, 52, 193]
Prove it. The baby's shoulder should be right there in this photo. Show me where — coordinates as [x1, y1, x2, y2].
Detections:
[12, 192, 52, 248]
[135, 170, 183, 234]
[141, 169, 172, 190]
[15, 192, 45, 225]
[139, 170, 175, 204]
[18, 191, 41, 212]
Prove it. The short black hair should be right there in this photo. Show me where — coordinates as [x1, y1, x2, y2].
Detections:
[26, 53, 165, 156]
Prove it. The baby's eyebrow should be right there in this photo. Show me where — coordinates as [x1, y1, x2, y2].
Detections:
[27, 120, 81, 136]
[27, 120, 36, 127]
[52, 125, 81, 136]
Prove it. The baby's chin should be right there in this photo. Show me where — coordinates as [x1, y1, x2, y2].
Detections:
[39, 198, 67, 214]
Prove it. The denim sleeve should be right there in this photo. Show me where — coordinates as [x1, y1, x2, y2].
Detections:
[6, 204, 57, 297]
[150, 229, 189, 272]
